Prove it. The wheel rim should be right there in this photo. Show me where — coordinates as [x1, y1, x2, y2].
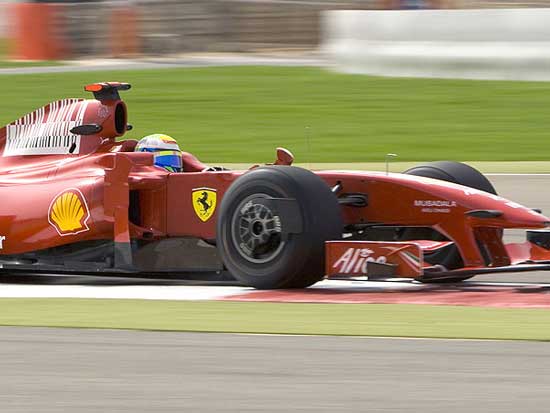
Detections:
[230, 194, 285, 264]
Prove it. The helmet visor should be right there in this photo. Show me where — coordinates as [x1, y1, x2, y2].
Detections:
[153, 150, 182, 173]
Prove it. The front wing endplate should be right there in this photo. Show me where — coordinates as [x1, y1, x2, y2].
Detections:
[325, 241, 423, 279]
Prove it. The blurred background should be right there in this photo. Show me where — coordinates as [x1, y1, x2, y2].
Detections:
[2, 0, 550, 61]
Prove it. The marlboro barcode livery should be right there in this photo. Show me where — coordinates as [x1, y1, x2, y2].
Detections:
[2, 83, 550, 289]
[4, 99, 89, 156]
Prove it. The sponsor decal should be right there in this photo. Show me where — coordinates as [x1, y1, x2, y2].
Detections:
[3, 99, 89, 157]
[414, 199, 457, 214]
[332, 247, 387, 274]
[327, 241, 423, 278]
[48, 188, 91, 236]
[192, 187, 217, 222]
[0, 235, 5, 250]
[97, 105, 109, 119]
[414, 200, 457, 208]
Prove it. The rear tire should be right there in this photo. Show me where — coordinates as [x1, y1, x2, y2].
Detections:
[216, 166, 343, 289]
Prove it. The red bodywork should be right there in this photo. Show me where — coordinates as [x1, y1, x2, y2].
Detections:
[1, 83, 550, 281]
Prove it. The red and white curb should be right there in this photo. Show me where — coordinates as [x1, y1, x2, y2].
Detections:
[223, 282, 550, 308]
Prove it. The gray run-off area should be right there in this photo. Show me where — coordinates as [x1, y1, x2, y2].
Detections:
[1, 327, 550, 412]
[491, 174, 550, 214]
[489, 174, 550, 245]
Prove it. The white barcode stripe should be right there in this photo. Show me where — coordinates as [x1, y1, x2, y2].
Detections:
[45, 101, 54, 123]
[60, 100, 72, 122]
[3, 99, 87, 157]
[52, 100, 63, 123]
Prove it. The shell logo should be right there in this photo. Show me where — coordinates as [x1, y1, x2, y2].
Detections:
[48, 188, 91, 236]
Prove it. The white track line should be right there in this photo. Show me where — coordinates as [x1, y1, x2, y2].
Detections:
[0, 279, 546, 301]
[0, 280, 416, 300]
[0, 284, 251, 301]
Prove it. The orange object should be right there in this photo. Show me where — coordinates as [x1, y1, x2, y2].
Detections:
[84, 84, 104, 93]
[110, 7, 140, 57]
[9, 3, 67, 60]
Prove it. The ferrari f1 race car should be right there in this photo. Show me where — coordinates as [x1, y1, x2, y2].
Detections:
[1, 82, 550, 289]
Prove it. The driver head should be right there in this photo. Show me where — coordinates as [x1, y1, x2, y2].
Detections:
[136, 134, 183, 172]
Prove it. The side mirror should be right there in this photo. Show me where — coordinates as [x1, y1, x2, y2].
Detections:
[274, 147, 294, 166]
[70, 124, 103, 135]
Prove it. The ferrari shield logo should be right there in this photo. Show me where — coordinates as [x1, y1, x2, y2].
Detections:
[192, 187, 217, 222]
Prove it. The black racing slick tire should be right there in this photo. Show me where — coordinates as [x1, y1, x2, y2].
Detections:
[403, 161, 496, 195]
[216, 166, 343, 289]
[404, 161, 497, 283]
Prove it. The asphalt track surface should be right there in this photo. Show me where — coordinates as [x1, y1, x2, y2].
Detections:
[2, 327, 550, 412]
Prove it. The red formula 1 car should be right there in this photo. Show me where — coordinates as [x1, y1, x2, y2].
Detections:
[1, 82, 550, 289]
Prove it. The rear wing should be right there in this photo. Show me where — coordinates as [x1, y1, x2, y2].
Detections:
[1, 98, 88, 156]
[0, 82, 131, 157]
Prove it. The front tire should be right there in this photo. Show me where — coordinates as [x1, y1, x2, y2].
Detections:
[403, 161, 496, 195]
[216, 166, 343, 289]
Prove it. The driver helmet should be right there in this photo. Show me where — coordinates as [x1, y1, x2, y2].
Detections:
[136, 134, 182, 172]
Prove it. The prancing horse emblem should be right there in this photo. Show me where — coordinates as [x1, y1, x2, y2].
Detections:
[192, 187, 217, 222]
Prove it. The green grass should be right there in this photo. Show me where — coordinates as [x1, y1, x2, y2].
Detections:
[2, 66, 550, 163]
[1, 299, 550, 340]
[0, 38, 7, 59]
[0, 60, 60, 69]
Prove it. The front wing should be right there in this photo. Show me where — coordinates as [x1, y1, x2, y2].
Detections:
[325, 239, 550, 281]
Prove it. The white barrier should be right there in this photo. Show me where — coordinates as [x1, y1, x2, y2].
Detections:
[320, 9, 550, 81]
